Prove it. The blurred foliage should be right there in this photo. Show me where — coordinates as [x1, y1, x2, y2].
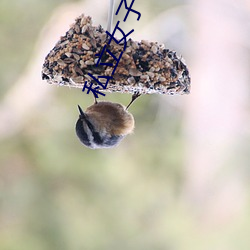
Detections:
[0, 0, 72, 97]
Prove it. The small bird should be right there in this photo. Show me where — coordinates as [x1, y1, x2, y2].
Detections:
[75, 96, 139, 149]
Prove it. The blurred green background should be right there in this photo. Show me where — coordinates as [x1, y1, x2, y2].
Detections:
[1, 0, 250, 250]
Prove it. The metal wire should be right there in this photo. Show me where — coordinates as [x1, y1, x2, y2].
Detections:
[107, 0, 115, 32]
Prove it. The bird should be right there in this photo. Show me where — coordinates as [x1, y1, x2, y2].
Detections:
[75, 93, 140, 149]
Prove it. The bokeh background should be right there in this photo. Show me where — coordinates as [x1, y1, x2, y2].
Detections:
[1, 0, 250, 249]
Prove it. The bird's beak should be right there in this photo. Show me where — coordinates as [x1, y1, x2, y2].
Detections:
[77, 105, 86, 119]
